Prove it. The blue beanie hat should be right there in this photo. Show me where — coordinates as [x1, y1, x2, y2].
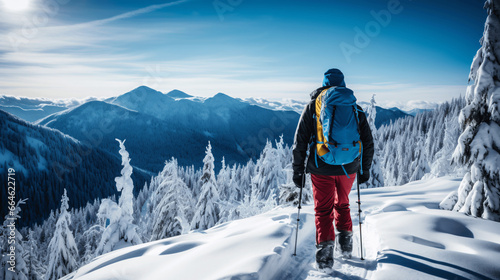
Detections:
[323, 68, 345, 87]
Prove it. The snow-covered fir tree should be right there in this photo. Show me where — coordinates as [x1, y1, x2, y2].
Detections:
[442, 0, 500, 221]
[251, 138, 287, 202]
[79, 224, 103, 266]
[1, 199, 29, 280]
[239, 138, 289, 218]
[364, 94, 384, 188]
[217, 157, 232, 201]
[217, 160, 243, 224]
[430, 102, 463, 177]
[96, 139, 142, 255]
[150, 158, 194, 240]
[45, 190, 78, 280]
[133, 182, 148, 224]
[191, 142, 220, 230]
[409, 133, 430, 182]
[279, 163, 313, 206]
[27, 229, 44, 280]
[377, 98, 464, 186]
[179, 165, 202, 199]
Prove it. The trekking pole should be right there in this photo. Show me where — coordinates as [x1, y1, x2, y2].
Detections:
[292, 174, 305, 256]
[356, 177, 365, 260]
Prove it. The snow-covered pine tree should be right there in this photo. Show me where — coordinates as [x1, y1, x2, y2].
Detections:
[238, 139, 290, 218]
[80, 224, 103, 266]
[236, 159, 255, 200]
[217, 160, 243, 224]
[191, 142, 220, 230]
[1, 199, 29, 280]
[217, 157, 232, 201]
[27, 229, 44, 280]
[364, 94, 384, 188]
[45, 190, 78, 280]
[151, 158, 194, 240]
[279, 163, 313, 206]
[251, 139, 287, 202]
[96, 139, 142, 255]
[409, 133, 430, 182]
[134, 182, 149, 224]
[430, 100, 463, 177]
[179, 165, 202, 199]
[442, 0, 500, 221]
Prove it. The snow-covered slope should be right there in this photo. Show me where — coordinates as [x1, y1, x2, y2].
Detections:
[64, 177, 500, 280]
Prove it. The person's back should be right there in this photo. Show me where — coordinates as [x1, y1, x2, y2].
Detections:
[292, 68, 374, 272]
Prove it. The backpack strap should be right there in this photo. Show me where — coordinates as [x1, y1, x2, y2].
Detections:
[328, 105, 336, 140]
[314, 89, 331, 159]
[311, 114, 319, 168]
[341, 165, 350, 178]
[353, 105, 361, 134]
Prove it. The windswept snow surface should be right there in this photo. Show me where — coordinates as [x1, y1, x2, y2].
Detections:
[65, 177, 500, 280]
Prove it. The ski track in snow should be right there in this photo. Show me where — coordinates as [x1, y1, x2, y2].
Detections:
[277, 205, 377, 280]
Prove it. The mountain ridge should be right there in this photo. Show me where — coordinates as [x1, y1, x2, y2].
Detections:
[0, 109, 149, 226]
[38, 94, 299, 173]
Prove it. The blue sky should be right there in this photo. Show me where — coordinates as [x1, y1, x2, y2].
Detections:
[0, 0, 486, 109]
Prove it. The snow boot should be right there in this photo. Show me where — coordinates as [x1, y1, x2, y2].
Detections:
[337, 230, 353, 259]
[316, 240, 334, 270]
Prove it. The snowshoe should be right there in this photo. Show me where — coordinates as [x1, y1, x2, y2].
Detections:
[316, 240, 334, 271]
[337, 230, 353, 259]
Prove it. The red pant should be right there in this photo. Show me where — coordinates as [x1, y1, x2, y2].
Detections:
[311, 173, 356, 244]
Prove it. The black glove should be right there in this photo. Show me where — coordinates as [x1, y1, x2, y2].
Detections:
[357, 171, 370, 184]
[293, 172, 305, 188]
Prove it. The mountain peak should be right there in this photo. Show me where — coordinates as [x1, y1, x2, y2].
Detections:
[211, 92, 235, 101]
[166, 89, 192, 98]
[204, 92, 244, 107]
[111, 86, 173, 110]
[126, 86, 163, 96]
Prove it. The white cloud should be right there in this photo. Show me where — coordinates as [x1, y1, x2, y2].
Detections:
[350, 83, 467, 109]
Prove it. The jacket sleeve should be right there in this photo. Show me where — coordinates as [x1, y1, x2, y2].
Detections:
[358, 107, 374, 173]
[292, 102, 314, 174]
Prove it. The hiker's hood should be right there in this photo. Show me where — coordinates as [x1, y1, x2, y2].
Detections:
[322, 68, 345, 87]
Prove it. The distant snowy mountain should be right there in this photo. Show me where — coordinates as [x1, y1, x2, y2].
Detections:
[243, 97, 412, 129]
[0, 109, 149, 227]
[405, 108, 436, 116]
[0, 96, 68, 122]
[37, 100, 206, 172]
[242, 97, 308, 114]
[2, 88, 414, 129]
[0, 95, 96, 123]
[373, 106, 412, 128]
[165, 89, 193, 99]
[38, 88, 299, 172]
[63, 177, 500, 280]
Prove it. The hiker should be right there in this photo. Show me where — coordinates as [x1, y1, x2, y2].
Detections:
[292, 68, 374, 270]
